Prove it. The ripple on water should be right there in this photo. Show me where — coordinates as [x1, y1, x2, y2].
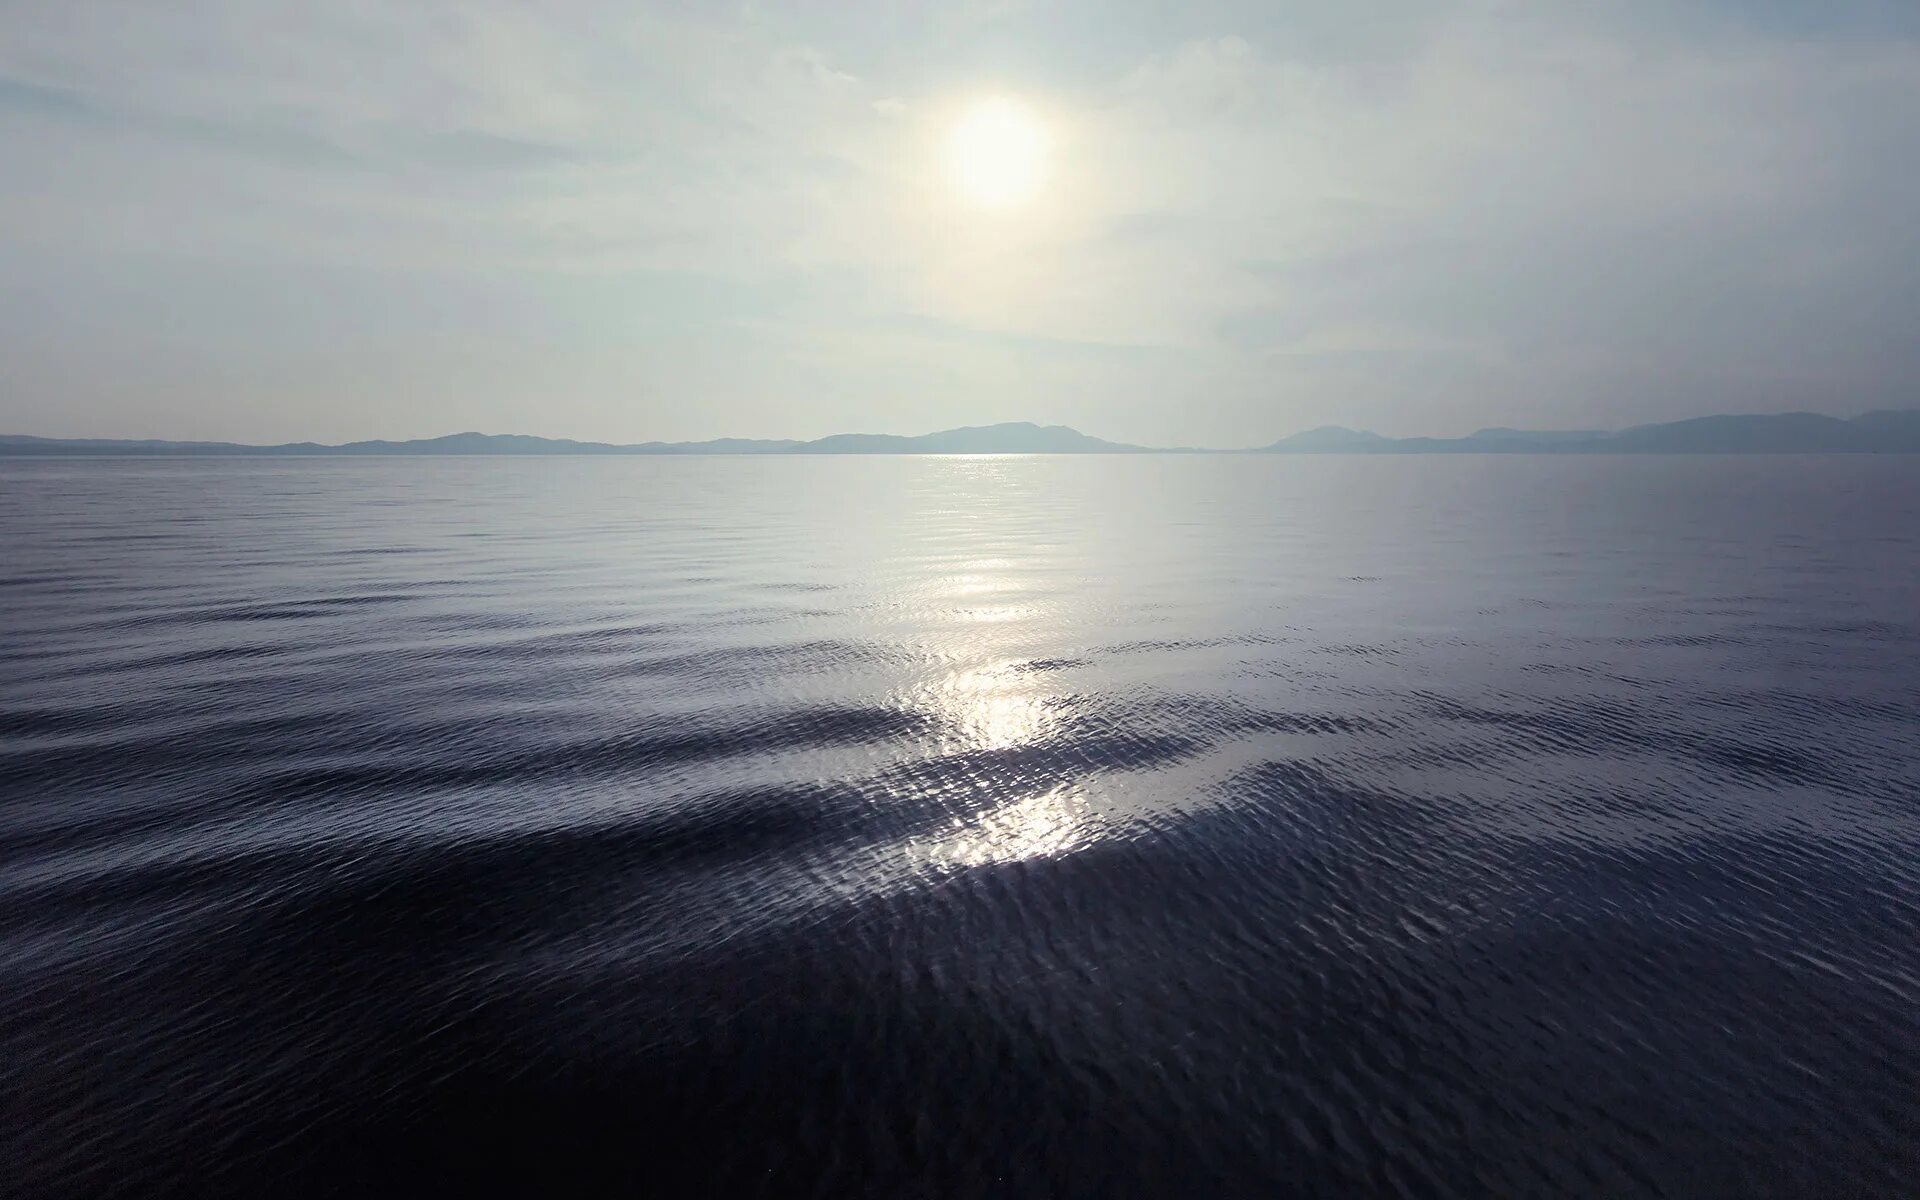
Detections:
[2, 454, 1917, 1198]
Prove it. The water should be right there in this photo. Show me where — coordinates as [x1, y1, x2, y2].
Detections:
[3, 454, 1917, 1198]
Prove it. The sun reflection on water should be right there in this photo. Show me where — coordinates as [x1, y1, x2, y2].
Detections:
[929, 783, 1098, 867]
[920, 663, 1058, 750]
[900, 657, 1110, 869]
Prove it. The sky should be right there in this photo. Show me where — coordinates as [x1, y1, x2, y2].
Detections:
[1, 0, 1917, 447]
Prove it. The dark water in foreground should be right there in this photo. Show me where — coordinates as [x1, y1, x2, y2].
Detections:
[3, 455, 1917, 1198]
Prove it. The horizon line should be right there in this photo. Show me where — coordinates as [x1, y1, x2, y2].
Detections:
[5, 406, 1919, 455]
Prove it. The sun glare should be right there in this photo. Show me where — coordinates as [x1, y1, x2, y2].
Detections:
[944, 97, 1049, 209]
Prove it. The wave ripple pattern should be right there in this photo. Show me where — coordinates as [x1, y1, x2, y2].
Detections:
[3, 455, 1917, 1198]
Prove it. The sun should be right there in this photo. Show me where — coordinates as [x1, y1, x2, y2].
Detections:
[944, 98, 1049, 209]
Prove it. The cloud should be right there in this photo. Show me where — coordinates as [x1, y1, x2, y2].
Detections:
[1, 0, 1916, 442]
[1066, 10, 1920, 426]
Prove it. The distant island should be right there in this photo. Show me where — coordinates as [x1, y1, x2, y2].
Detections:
[1257, 409, 1920, 454]
[5, 410, 1919, 456]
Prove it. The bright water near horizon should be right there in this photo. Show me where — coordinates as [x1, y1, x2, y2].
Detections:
[3, 454, 1918, 1198]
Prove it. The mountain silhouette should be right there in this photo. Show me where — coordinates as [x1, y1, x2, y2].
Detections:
[1254, 410, 1920, 454]
[0, 421, 1146, 457]
[5, 411, 1918, 456]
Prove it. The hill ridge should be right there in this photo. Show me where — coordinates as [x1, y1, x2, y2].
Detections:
[5, 411, 1918, 455]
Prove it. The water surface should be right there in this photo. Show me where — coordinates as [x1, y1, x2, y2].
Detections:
[3, 454, 1917, 1197]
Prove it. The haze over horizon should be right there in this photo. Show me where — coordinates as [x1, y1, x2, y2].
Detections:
[4, 1, 1919, 445]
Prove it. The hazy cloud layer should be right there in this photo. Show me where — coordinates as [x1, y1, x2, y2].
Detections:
[3, 0, 1916, 443]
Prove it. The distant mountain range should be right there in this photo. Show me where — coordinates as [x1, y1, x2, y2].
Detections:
[0, 422, 1152, 457]
[5, 411, 1919, 456]
[1259, 410, 1920, 454]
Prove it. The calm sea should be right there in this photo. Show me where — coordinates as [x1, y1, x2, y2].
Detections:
[3, 454, 1917, 1197]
